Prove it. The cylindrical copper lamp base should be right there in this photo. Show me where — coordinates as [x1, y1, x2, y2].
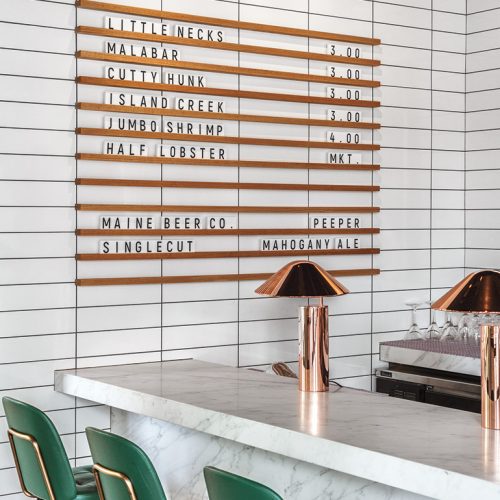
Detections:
[298, 305, 329, 392]
[481, 325, 500, 429]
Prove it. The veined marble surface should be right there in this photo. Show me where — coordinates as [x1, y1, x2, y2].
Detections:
[55, 360, 500, 499]
[380, 340, 480, 376]
[112, 408, 425, 500]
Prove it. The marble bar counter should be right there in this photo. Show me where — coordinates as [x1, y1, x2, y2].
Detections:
[380, 339, 480, 376]
[55, 360, 500, 500]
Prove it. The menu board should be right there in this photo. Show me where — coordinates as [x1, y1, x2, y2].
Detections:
[74, 0, 382, 286]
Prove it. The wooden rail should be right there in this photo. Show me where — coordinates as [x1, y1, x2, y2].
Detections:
[76, 268, 381, 286]
[76, 178, 379, 192]
[77, 102, 380, 130]
[78, 50, 380, 88]
[76, 153, 380, 171]
[77, 26, 381, 67]
[77, 77, 381, 108]
[76, 1, 381, 45]
[77, 127, 380, 151]
[77, 228, 380, 236]
[76, 204, 380, 213]
[76, 248, 380, 261]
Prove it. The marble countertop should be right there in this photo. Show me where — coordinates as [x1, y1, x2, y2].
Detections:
[380, 339, 480, 376]
[56, 360, 500, 500]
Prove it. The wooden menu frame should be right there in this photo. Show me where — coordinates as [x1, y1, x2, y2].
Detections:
[75, 0, 381, 286]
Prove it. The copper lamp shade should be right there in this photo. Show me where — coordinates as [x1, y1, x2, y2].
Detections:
[255, 261, 349, 393]
[432, 270, 500, 430]
[432, 270, 500, 314]
[255, 260, 349, 298]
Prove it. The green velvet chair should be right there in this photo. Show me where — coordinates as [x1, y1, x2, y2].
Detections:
[204, 466, 283, 500]
[2, 397, 98, 500]
[85, 427, 167, 500]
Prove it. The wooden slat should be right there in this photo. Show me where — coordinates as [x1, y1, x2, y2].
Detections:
[77, 102, 381, 130]
[76, 248, 380, 261]
[76, 153, 380, 171]
[76, 268, 381, 286]
[76, 178, 380, 192]
[77, 127, 380, 151]
[76, 1, 381, 45]
[76, 204, 380, 213]
[77, 228, 380, 236]
[78, 50, 380, 88]
[77, 26, 381, 67]
[77, 77, 381, 108]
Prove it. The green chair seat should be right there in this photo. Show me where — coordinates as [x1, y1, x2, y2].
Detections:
[74, 465, 99, 499]
[204, 466, 283, 500]
[2, 397, 99, 500]
[86, 427, 168, 500]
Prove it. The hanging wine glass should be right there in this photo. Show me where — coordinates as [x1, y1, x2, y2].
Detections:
[440, 312, 459, 341]
[441, 312, 452, 333]
[425, 301, 442, 340]
[404, 301, 425, 340]
[469, 313, 482, 343]
[458, 314, 470, 340]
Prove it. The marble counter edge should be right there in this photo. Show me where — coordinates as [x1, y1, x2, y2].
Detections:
[380, 344, 480, 376]
[55, 370, 500, 500]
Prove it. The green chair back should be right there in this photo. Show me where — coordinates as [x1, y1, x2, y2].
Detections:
[204, 466, 283, 500]
[2, 396, 77, 500]
[85, 427, 167, 500]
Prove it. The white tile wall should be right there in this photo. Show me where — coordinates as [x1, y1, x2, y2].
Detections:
[466, 3, 500, 272]
[0, 0, 476, 496]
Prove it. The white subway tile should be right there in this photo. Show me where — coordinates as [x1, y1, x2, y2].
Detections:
[76, 405, 110, 433]
[0, 49, 75, 80]
[0, 233, 74, 258]
[467, 28, 500, 53]
[77, 351, 161, 369]
[434, 0, 466, 14]
[162, 345, 238, 366]
[330, 354, 372, 379]
[373, 289, 430, 312]
[1, 0, 75, 28]
[0, 358, 75, 390]
[0, 156, 75, 181]
[78, 304, 161, 332]
[377, 248, 430, 269]
[468, 1, 500, 13]
[374, 3, 431, 29]
[375, 23, 431, 49]
[468, 8, 500, 32]
[434, 12, 466, 33]
[0, 468, 25, 495]
[239, 340, 297, 366]
[0, 129, 75, 156]
[433, 32, 466, 53]
[0, 284, 75, 312]
[374, 269, 431, 291]
[331, 334, 371, 357]
[432, 248, 465, 267]
[0, 386, 74, 417]
[78, 328, 161, 357]
[0, 334, 74, 363]
[0, 258, 74, 285]
[164, 322, 237, 350]
[0, 22, 74, 53]
[163, 299, 238, 326]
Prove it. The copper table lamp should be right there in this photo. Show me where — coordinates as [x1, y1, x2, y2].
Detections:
[432, 270, 500, 429]
[255, 260, 349, 392]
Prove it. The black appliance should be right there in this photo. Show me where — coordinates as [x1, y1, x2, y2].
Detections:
[375, 364, 480, 414]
